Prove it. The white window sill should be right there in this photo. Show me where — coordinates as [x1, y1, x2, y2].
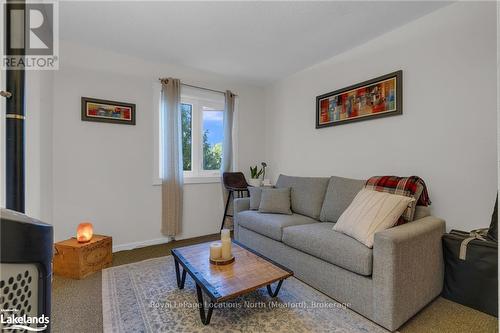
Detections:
[184, 177, 221, 184]
[153, 177, 220, 186]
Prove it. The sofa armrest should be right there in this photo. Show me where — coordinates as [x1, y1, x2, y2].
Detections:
[372, 216, 446, 331]
[233, 198, 250, 240]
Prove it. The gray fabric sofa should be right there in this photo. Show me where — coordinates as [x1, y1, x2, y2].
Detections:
[234, 174, 446, 331]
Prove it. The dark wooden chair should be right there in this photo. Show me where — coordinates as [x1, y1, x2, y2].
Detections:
[221, 172, 249, 230]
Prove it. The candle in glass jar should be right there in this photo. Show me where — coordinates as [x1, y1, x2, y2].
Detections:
[221, 238, 232, 260]
[221, 229, 230, 240]
[209, 242, 222, 260]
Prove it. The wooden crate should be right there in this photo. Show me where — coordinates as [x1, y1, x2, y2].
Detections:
[53, 234, 112, 279]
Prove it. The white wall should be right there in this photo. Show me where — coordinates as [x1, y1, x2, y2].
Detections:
[0, 70, 54, 223]
[49, 41, 266, 250]
[25, 71, 54, 224]
[497, 2, 500, 200]
[265, 2, 497, 232]
[18, 1, 497, 248]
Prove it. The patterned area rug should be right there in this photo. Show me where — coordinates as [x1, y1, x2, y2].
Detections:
[102, 256, 387, 333]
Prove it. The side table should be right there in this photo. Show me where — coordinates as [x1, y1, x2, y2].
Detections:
[53, 235, 112, 279]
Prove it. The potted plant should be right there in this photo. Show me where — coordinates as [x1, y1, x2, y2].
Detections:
[248, 165, 263, 187]
[261, 162, 271, 186]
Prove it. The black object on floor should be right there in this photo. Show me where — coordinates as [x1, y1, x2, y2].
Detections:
[1, 208, 54, 330]
[442, 197, 498, 317]
[487, 195, 498, 242]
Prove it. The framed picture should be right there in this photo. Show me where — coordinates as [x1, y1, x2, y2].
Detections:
[316, 70, 402, 128]
[81, 97, 136, 125]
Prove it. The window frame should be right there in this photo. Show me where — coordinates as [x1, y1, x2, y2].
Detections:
[199, 99, 225, 176]
[180, 101, 194, 176]
[180, 96, 224, 179]
[154, 82, 236, 186]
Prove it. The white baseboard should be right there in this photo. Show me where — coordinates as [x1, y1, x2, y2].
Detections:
[112, 237, 171, 253]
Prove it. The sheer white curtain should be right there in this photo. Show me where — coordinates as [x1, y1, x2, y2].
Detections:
[160, 78, 183, 237]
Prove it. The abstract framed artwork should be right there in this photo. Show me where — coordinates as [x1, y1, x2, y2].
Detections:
[81, 97, 136, 125]
[316, 70, 402, 128]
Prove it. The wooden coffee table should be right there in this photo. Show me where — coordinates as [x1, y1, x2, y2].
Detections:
[171, 240, 293, 325]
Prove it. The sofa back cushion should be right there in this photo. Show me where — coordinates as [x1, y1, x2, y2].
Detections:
[248, 187, 262, 210]
[320, 176, 365, 222]
[275, 174, 329, 220]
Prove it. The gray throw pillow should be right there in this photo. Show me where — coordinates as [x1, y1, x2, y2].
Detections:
[259, 188, 292, 215]
[248, 187, 262, 210]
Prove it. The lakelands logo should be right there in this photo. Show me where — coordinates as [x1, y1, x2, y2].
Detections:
[0, 309, 49, 331]
[1, 0, 59, 70]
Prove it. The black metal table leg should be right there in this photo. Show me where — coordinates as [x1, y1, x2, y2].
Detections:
[174, 259, 186, 289]
[196, 284, 214, 325]
[266, 279, 284, 297]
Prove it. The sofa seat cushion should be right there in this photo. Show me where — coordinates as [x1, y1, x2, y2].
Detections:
[237, 210, 317, 241]
[282, 222, 373, 276]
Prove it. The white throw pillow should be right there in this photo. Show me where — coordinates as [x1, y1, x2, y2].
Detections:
[333, 189, 415, 248]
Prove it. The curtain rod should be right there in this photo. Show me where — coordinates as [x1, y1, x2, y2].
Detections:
[158, 78, 237, 96]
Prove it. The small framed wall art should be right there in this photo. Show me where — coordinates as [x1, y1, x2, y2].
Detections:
[316, 70, 402, 128]
[81, 97, 136, 125]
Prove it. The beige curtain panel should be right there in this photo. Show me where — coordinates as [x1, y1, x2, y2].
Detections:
[220, 91, 236, 226]
[221, 90, 235, 174]
[160, 78, 183, 237]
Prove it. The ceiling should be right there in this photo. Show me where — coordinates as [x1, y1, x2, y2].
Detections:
[59, 1, 451, 85]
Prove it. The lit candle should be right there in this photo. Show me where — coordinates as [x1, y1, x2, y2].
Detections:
[221, 238, 232, 260]
[221, 229, 230, 240]
[209, 242, 222, 260]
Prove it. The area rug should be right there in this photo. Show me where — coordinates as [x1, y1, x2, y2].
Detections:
[102, 256, 387, 333]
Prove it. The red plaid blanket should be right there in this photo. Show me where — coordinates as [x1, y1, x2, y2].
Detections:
[365, 176, 431, 224]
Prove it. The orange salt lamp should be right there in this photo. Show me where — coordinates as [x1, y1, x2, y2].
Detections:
[77, 222, 93, 243]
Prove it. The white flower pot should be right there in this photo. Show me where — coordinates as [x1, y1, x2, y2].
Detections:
[248, 179, 262, 187]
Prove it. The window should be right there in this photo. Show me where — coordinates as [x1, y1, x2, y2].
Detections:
[202, 107, 223, 171]
[155, 85, 231, 184]
[179, 91, 224, 178]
